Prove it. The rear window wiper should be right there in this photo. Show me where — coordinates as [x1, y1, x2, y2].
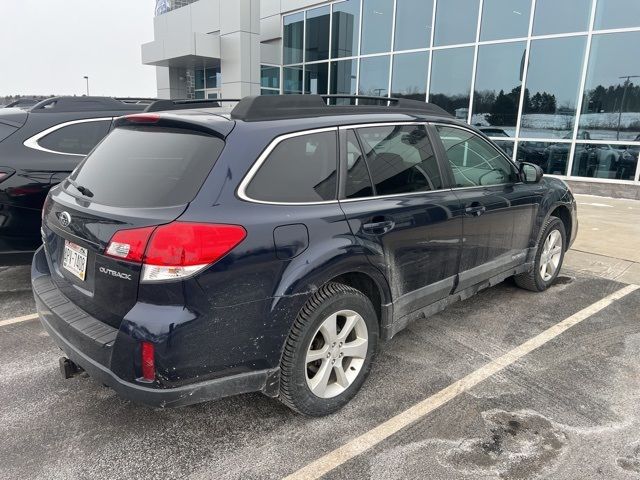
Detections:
[66, 178, 94, 198]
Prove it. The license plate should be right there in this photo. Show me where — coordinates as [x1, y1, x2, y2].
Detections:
[62, 240, 88, 281]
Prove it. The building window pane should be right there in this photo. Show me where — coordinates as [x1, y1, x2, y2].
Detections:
[434, 0, 480, 47]
[331, 0, 360, 58]
[283, 66, 303, 94]
[358, 55, 390, 97]
[595, 0, 640, 30]
[571, 143, 638, 180]
[533, 0, 591, 35]
[261, 89, 280, 96]
[429, 46, 474, 118]
[305, 63, 329, 94]
[358, 125, 443, 194]
[391, 51, 428, 100]
[361, 0, 393, 55]
[194, 90, 205, 99]
[394, 0, 433, 51]
[472, 41, 526, 135]
[205, 67, 220, 89]
[283, 12, 304, 65]
[517, 141, 570, 175]
[306, 6, 330, 62]
[521, 36, 587, 139]
[261, 65, 280, 89]
[195, 68, 205, 90]
[480, 0, 531, 41]
[578, 32, 640, 141]
[492, 139, 515, 159]
[330, 59, 357, 100]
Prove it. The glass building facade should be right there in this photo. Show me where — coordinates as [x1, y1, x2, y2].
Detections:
[273, 0, 640, 185]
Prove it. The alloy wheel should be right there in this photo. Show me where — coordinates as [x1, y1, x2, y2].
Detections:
[539, 229, 563, 281]
[305, 309, 369, 399]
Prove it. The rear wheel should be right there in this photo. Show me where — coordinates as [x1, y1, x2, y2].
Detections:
[515, 216, 566, 292]
[279, 283, 378, 416]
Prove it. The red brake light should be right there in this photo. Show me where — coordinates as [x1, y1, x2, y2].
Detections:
[141, 342, 155, 381]
[123, 113, 160, 124]
[105, 226, 155, 262]
[145, 222, 246, 267]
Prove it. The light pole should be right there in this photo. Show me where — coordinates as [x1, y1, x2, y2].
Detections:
[616, 75, 640, 140]
[83, 76, 90, 96]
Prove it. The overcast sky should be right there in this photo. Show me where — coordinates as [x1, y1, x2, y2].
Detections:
[0, 0, 157, 97]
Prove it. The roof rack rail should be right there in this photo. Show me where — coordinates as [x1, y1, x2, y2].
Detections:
[29, 96, 149, 113]
[145, 98, 241, 112]
[229, 95, 452, 121]
[115, 97, 158, 105]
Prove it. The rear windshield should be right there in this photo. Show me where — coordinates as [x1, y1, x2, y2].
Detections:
[68, 126, 225, 208]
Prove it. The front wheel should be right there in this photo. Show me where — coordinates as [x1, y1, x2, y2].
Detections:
[515, 217, 566, 292]
[279, 283, 378, 416]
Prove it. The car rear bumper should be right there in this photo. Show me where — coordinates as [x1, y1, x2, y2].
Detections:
[31, 246, 279, 408]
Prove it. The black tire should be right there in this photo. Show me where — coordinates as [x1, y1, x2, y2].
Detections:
[279, 282, 379, 416]
[515, 216, 566, 292]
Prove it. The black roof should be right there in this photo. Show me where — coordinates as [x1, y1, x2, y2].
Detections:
[145, 95, 452, 121]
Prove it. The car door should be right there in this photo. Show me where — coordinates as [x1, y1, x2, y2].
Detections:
[433, 124, 541, 292]
[338, 123, 463, 319]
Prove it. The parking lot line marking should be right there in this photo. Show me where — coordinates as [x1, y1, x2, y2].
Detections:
[0, 313, 39, 327]
[284, 284, 639, 480]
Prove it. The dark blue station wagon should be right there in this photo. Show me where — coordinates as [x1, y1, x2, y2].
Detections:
[32, 95, 577, 415]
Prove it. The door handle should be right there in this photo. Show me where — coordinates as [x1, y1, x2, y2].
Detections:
[362, 219, 395, 234]
[465, 205, 486, 217]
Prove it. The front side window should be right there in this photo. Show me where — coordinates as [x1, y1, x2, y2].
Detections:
[38, 120, 111, 155]
[246, 131, 338, 203]
[436, 126, 517, 187]
[356, 125, 443, 196]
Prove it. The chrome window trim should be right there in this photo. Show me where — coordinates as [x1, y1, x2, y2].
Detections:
[236, 126, 341, 206]
[23, 117, 113, 157]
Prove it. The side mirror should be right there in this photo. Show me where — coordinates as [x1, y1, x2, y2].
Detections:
[520, 162, 543, 184]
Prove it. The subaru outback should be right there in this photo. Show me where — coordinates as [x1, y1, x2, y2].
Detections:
[32, 95, 577, 416]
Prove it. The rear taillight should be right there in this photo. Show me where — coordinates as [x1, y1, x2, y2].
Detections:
[105, 226, 155, 263]
[105, 222, 246, 282]
[140, 342, 155, 382]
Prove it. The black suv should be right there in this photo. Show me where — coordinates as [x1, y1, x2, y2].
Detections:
[0, 96, 153, 265]
[33, 95, 577, 416]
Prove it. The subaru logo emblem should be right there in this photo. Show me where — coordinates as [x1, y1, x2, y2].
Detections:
[59, 211, 72, 228]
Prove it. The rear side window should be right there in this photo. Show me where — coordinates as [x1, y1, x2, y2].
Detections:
[0, 123, 17, 143]
[38, 120, 111, 155]
[246, 130, 338, 203]
[356, 124, 443, 196]
[436, 125, 517, 187]
[69, 126, 225, 208]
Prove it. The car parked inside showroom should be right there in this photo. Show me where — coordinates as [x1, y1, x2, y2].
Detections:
[0, 96, 154, 265]
[33, 95, 577, 416]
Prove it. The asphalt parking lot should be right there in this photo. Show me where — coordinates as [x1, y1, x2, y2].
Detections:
[1, 261, 639, 480]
